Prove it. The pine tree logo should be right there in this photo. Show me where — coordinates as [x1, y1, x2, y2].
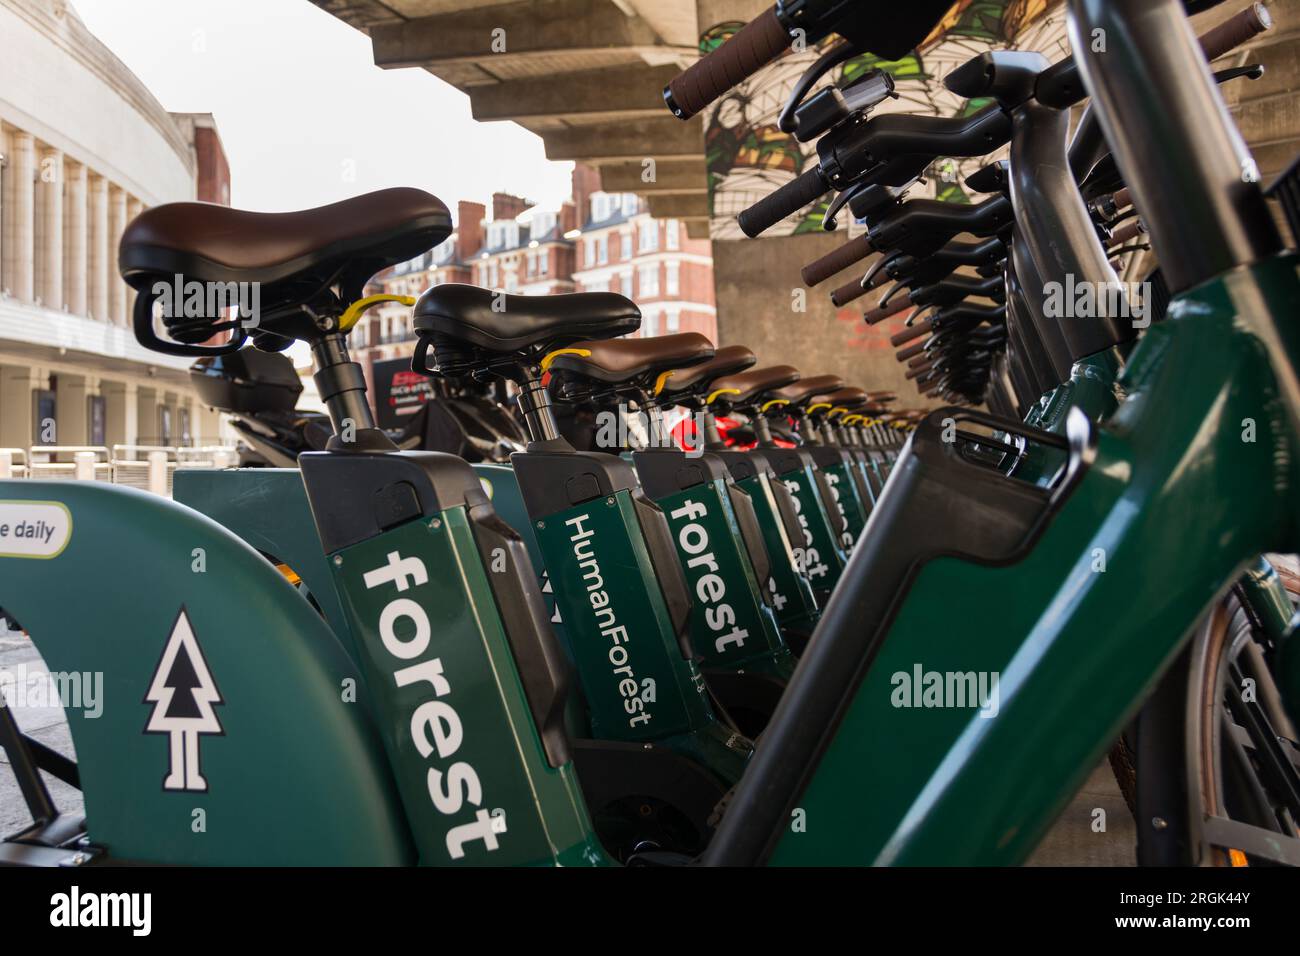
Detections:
[144, 608, 224, 792]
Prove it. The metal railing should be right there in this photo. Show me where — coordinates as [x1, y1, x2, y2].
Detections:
[0, 444, 238, 496]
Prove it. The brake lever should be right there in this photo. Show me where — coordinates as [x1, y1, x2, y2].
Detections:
[778, 39, 858, 134]
[879, 279, 909, 310]
[822, 180, 873, 231]
[860, 253, 899, 290]
[1212, 63, 1264, 84]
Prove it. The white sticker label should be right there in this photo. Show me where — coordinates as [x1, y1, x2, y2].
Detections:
[0, 501, 72, 558]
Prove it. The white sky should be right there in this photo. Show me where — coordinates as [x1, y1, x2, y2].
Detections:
[70, 0, 576, 217]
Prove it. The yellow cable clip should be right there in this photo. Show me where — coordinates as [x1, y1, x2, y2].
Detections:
[540, 347, 592, 372]
[828, 406, 849, 419]
[338, 294, 416, 333]
[759, 398, 790, 414]
[652, 370, 674, 396]
[806, 402, 833, 414]
[705, 387, 741, 405]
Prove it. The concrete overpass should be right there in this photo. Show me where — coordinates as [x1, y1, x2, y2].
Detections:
[310, 0, 712, 237]
[310, 0, 1300, 400]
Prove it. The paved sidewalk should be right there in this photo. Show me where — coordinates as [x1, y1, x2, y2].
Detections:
[0, 626, 85, 839]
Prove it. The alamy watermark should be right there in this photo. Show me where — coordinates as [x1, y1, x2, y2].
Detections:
[890, 663, 1000, 718]
[152, 274, 261, 328]
[594, 404, 706, 457]
[1043, 275, 1153, 329]
[0, 664, 103, 718]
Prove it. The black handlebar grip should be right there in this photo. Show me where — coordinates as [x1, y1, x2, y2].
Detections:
[801, 234, 875, 286]
[665, 7, 791, 120]
[738, 167, 829, 238]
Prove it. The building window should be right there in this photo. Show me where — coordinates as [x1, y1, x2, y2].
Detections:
[621, 231, 633, 260]
[597, 235, 609, 265]
[666, 310, 680, 333]
[593, 193, 609, 222]
[621, 269, 633, 295]
[639, 264, 659, 298]
[638, 219, 658, 252]
[665, 261, 680, 296]
[586, 239, 596, 266]
[538, 250, 548, 275]
[642, 309, 659, 337]
[584, 279, 609, 293]
[526, 251, 536, 276]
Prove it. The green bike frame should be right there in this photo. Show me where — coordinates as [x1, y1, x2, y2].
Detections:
[706, 253, 1300, 866]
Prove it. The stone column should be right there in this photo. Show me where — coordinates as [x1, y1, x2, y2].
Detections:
[137, 386, 160, 445]
[63, 160, 88, 315]
[5, 131, 36, 302]
[125, 197, 144, 323]
[0, 364, 44, 449]
[101, 379, 138, 447]
[108, 186, 128, 325]
[163, 391, 181, 445]
[37, 147, 64, 309]
[198, 403, 224, 447]
[55, 373, 90, 446]
[88, 174, 110, 321]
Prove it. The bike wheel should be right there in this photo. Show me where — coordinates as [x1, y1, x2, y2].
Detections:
[1135, 575, 1300, 866]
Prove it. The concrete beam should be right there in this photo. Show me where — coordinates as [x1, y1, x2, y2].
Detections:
[647, 193, 710, 220]
[543, 117, 703, 163]
[469, 64, 681, 123]
[370, 0, 692, 69]
[599, 158, 707, 193]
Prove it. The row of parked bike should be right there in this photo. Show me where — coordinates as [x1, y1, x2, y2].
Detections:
[1, 0, 1297, 868]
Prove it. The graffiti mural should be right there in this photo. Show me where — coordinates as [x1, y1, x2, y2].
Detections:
[703, 0, 1069, 240]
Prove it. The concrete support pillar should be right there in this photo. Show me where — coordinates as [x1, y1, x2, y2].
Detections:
[36, 147, 64, 310]
[137, 386, 159, 445]
[54, 373, 90, 446]
[88, 174, 109, 322]
[63, 160, 88, 315]
[5, 131, 36, 301]
[0, 364, 44, 449]
[108, 186, 128, 325]
[101, 379, 138, 447]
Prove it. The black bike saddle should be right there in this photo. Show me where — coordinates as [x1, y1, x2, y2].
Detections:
[414, 283, 641, 353]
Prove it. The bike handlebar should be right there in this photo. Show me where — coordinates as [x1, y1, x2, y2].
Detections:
[802, 234, 874, 286]
[664, 7, 791, 120]
[738, 166, 830, 238]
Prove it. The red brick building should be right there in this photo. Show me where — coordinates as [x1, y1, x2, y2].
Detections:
[354, 165, 716, 378]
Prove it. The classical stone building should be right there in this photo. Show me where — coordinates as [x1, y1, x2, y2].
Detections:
[0, 0, 229, 449]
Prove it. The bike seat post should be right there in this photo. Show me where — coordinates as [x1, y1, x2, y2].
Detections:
[517, 373, 563, 443]
[752, 414, 776, 447]
[310, 332, 397, 452]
